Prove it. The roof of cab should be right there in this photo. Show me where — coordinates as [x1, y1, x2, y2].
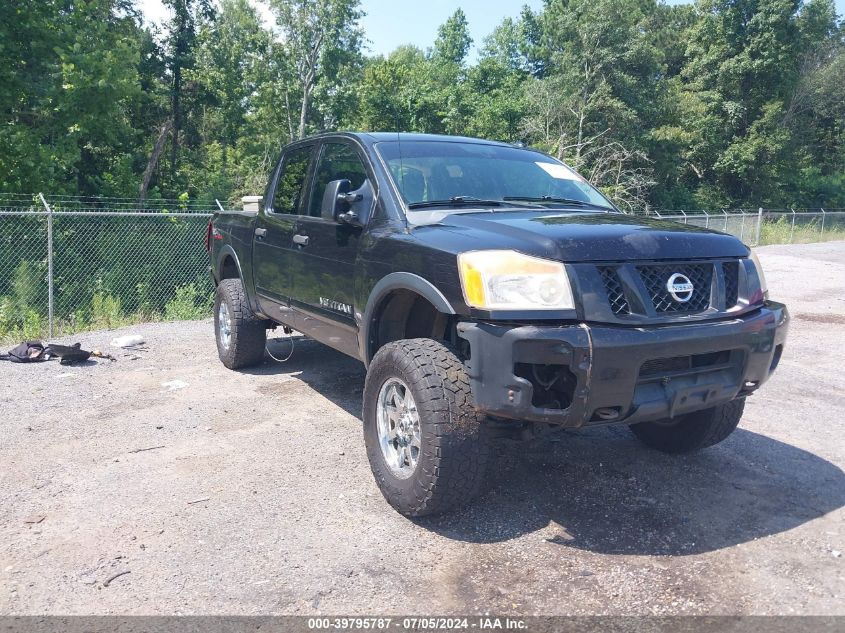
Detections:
[354, 132, 512, 146]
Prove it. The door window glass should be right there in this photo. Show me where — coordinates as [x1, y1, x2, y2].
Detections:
[308, 143, 368, 218]
[272, 146, 313, 215]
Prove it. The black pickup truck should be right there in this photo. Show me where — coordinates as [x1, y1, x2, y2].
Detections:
[207, 132, 788, 516]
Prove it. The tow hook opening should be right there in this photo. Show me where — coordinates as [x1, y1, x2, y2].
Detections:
[514, 362, 577, 410]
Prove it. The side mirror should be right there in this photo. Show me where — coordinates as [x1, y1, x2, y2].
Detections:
[322, 179, 364, 225]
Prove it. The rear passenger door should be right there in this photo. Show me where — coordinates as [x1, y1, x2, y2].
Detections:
[289, 140, 372, 358]
[253, 143, 315, 321]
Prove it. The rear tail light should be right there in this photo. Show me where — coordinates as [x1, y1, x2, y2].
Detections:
[204, 219, 213, 251]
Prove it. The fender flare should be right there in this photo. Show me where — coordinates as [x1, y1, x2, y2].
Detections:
[214, 245, 244, 283]
[360, 272, 456, 366]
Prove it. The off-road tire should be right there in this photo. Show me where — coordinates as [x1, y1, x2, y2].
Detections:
[363, 338, 490, 516]
[214, 278, 267, 369]
[629, 398, 745, 453]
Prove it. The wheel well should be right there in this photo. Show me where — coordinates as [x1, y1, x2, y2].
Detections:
[219, 255, 239, 281]
[369, 290, 450, 362]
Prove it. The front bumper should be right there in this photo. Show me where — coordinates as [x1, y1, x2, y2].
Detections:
[457, 301, 789, 428]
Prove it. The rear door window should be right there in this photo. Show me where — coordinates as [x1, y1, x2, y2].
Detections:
[271, 145, 314, 215]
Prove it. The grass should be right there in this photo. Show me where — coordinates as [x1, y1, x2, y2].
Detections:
[758, 216, 845, 246]
[0, 283, 213, 344]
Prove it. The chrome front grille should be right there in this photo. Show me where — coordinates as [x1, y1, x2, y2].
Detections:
[599, 260, 740, 317]
[637, 263, 713, 313]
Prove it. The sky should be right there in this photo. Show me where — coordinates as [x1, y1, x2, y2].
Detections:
[137, 0, 845, 61]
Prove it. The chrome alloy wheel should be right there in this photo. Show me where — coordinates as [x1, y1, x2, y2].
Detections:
[217, 302, 232, 350]
[377, 378, 421, 479]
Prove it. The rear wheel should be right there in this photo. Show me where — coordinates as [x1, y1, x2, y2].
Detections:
[363, 339, 490, 516]
[214, 278, 267, 369]
[629, 398, 745, 453]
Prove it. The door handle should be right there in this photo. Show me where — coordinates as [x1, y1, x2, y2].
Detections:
[254, 227, 267, 239]
[293, 234, 309, 247]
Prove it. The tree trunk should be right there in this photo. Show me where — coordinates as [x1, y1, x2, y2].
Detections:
[298, 82, 312, 139]
[138, 119, 174, 205]
[170, 63, 182, 171]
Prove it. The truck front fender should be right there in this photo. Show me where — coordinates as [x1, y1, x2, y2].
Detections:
[359, 272, 456, 366]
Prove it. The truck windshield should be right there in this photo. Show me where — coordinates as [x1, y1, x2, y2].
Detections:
[376, 140, 614, 212]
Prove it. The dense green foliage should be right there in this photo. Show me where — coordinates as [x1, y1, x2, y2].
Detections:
[1, 0, 843, 211]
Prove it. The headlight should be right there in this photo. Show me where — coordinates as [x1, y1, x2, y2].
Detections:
[458, 250, 575, 310]
[749, 249, 769, 299]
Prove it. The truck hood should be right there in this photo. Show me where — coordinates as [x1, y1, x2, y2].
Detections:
[420, 210, 749, 262]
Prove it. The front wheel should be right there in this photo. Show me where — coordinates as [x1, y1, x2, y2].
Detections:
[363, 339, 490, 516]
[629, 398, 745, 453]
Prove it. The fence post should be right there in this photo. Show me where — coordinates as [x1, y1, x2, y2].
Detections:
[215, 199, 225, 212]
[722, 209, 729, 232]
[790, 208, 796, 243]
[739, 211, 746, 242]
[755, 207, 763, 246]
[38, 192, 54, 338]
[820, 208, 826, 238]
[703, 209, 710, 228]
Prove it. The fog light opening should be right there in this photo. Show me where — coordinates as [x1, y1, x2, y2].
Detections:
[592, 407, 621, 422]
[514, 362, 577, 410]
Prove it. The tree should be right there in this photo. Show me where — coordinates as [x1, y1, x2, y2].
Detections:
[162, 0, 214, 176]
[519, 0, 662, 211]
[433, 8, 472, 66]
[270, 0, 364, 139]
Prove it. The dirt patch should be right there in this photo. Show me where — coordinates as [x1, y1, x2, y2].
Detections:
[795, 312, 845, 325]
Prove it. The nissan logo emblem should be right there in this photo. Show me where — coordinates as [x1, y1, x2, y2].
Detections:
[666, 273, 694, 302]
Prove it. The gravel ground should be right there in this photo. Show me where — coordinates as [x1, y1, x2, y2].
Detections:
[1, 241, 843, 616]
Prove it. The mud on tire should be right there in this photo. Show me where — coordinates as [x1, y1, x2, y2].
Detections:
[629, 398, 745, 454]
[214, 278, 267, 370]
[363, 338, 490, 516]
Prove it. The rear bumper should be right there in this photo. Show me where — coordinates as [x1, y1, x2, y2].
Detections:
[457, 301, 789, 428]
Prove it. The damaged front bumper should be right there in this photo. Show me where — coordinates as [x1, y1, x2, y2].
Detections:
[457, 301, 789, 428]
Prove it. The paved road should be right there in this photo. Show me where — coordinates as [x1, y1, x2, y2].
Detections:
[1, 242, 843, 615]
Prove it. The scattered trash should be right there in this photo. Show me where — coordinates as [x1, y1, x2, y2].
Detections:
[128, 445, 165, 454]
[187, 497, 210, 505]
[55, 373, 77, 379]
[44, 343, 91, 365]
[111, 335, 145, 348]
[103, 570, 131, 587]
[23, 515, 45, 524]
[161, 379, 187, 391]
[833, 550, 842, 558]
[1, 341, 111, 366]
[0, 341, 47, 363]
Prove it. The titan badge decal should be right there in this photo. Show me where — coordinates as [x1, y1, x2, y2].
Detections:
[666, 273, 694, 303]
[319, 297, 353, 315]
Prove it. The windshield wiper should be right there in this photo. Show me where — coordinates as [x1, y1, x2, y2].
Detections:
[407, 196, 540, 210]
[503, 196, 613, 211]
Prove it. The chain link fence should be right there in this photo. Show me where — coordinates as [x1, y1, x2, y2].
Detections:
[1, 194, 216, 342]
[1, 195, 844, 342]
[653, 208, 845, 246]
